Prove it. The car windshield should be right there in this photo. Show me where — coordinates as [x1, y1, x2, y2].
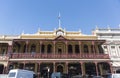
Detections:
[8, 72, 16, 77]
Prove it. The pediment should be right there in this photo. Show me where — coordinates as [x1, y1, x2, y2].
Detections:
[54, 35, 67, 40]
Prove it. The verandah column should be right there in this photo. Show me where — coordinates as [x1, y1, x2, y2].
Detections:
[37, 62, 41, 78]
[65, 41, 68, 55]
[80, 62, 84, 76]
[79, 41, 82, 54]
[23, 62, 26, 69]
[66, 62, 68, 74]
[7, 42, 13, 57]
[3, 65, 7, 74]
[25, 41, 29, 53]
[53, 41, 56, 55]
[108, 62, 113, 74]
[39, 41, 42, 54]
[53, 62, 56, 72]
[92, 41, 95, 54]
[95, 62, 98, 76]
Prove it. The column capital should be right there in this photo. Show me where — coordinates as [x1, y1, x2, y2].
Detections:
[94, 61, 98, 64]
[79, 41, 81, 45]
[53, 41, 56, 44]
[66, 61, 68, 64]
[38, 62, 41, 65]
[80, 61, 83, 64]
[39, 41, 42, 44]
[25, 40, 29, 45]
[92, 41, 95, 45]
[53, 62, 56, 64]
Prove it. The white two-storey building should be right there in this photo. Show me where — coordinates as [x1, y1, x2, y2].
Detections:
[93, 27, 120, 73]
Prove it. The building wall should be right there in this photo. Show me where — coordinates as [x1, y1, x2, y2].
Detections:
[93, 27, 120, 73]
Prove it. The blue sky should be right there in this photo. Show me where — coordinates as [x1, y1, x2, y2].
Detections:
[0, 0, 120, 35]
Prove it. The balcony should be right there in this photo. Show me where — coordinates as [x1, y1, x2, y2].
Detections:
[10, 53, 110, 59]
[0, 54, 9, 61]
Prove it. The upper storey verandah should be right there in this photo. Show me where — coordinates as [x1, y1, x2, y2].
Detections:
[0, 28, 109, 60]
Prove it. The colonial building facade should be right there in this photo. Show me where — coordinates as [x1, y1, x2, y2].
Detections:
[93, 27, 120, 73]
[0, 27, 112, 77]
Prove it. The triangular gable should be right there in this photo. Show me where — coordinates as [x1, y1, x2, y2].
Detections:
[54, 35, 67, 40]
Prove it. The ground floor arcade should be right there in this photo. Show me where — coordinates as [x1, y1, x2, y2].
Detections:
[3, 60, 112, 77]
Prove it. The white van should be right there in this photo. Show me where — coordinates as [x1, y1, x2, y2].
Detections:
[7, 69, 36, 78]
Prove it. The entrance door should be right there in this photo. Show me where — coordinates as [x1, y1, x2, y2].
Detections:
[58, 48, 62, 54]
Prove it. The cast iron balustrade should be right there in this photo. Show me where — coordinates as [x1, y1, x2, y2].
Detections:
[0, 54, 9, 61]
[10, 53, 110, 59]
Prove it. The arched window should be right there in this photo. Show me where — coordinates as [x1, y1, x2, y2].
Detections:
[23, 44, 26, 53]
[68, 44, 73, 54]
[75, 45, 80, 53]
[47, 44, 52, 53]
[41, 44, 45, 53]
[31, 44, 36, 52]
[84, 44, 88, 53]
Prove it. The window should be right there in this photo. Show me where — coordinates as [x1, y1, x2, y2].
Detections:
[68, 45, 73, 54]
[31, 44, 36, 52]
[104, 46, 107, 49]
[75, 45, 79, 53]
[8, 72, 16, 77]
[41, 44, 45, 53]
[84, 44, 88, 53]
[58, 48, 62, 54]
[111, 46, 115, 49]
[47, 44, 52, 53]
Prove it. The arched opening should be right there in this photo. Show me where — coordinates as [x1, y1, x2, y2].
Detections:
[84, 44, 89, 53]
[31, 44, 36, 53]
[40, 63, 53, 78]
[68, 44, 73, 54]
[85, 62, 96, 76]
[98, 62, 111, 76]
[56, 42, 65, 54]
[75, 45, 80, 53]
[47, 44, 52, 53]
[25, 63, 35, 71]
[57, 65, 64, 73]
[0, 64, 4, 74]
[68, 63, 81, 77]
[13, 42, 21, 53]
[23, 44, 26, 53]
[41, 44, 45, 53]
[18, 63, 24, 69]
[9, 64, 14, 71]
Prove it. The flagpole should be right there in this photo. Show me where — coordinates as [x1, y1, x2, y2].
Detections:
[58, 13, 61, 29]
